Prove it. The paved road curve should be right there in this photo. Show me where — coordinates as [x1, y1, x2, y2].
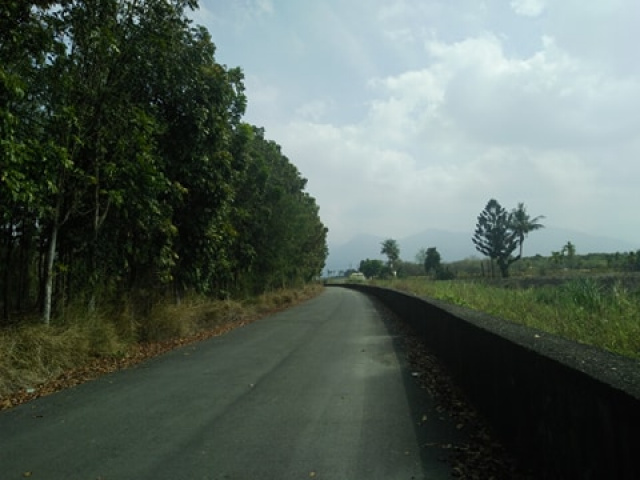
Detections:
[0, 288, 459, 479]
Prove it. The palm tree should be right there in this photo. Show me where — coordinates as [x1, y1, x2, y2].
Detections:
[510, 203, 545, 258]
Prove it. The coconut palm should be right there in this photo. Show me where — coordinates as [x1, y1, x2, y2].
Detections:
[510, 203, 545, 258]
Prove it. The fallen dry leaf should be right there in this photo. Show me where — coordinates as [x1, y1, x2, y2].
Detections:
[375, 300, 537, 480]
[0, 317, 262, 411]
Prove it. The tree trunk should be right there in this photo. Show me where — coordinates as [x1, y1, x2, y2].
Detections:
[42, 222, 59, 325]
[499, 263, 509, 278]
[2, 230, 13, 323]
[42, 196, 63, 325]
[16, 217, 33, 313]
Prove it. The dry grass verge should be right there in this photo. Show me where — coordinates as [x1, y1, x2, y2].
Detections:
[0, 283, 323, 409]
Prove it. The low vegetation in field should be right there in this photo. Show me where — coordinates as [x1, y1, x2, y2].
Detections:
[0, 284, 323, 404]
[372, 277, 640, 360]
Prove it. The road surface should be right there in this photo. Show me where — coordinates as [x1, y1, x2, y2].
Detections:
[0, 288, 462, 479]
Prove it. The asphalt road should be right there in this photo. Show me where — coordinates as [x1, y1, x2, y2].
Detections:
[0, 288, 461, 479]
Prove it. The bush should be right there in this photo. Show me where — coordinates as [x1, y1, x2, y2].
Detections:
[435, 266, 456, 281]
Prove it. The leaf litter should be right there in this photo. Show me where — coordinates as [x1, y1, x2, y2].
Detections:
[0, 317, 255, 410]
[378, 301, 537, 480]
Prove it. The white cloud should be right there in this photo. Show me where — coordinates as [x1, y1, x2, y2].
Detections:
[243, 75, 282, 124]
[236, 0, 273, 19]
[191, 0, 273, 29]
[196, 0, 640, 250]
[189, 3, 217, 27]
[382, 27, 416, 46]
[272, 30, 640, 245]
[254, 0, 274, 15]
[511, 0, 546, 17]
[295, 99, 335, 122]
[365, 33, 640, 151]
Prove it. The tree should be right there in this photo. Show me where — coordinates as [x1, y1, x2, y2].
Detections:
[551, 250, 563, 266]
[380, 239, 400, 273]
[472, 199, 520, 278]
[1, 1, 54, 322]
[423, 247, 442, 274]
[561, 241, 576, 268]
[359, 258, 385, 278]
[510, 203, 545, 257]
[32, 0, 205, 321]
[562, 241, 576, 258]
[0, 0, 328, 326]
[415, 248, 427, 265]
[627, 250, 640, 272]
[230, 127, 327, 293]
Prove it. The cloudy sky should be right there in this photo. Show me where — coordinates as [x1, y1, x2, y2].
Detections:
[191, 0, 640, 249]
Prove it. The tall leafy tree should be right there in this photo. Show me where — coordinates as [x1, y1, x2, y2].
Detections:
[562, 241, 576, 268]
[414, 248, 428, 265]
[1, 1, 66, 322]
[148, 24, 247, 297]
[0, 0, 328, 326]
[237, 128, 327, 292]
[562, 241, 576, 258]
[423, 247, 442, 274]
[472, 199, 520, 278]
[510, 203, 545, 258]
[33, 0, 185, 320]
[381, 238, 400, 272]
[359, 259, 385, 278]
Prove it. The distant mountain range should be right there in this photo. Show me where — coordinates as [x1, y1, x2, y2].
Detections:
[325, 227, 639, 274]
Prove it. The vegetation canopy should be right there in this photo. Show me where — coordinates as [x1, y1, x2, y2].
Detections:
[380, 238, 400, 272]
[0, 0, 328, 327]
[472, 199, 545, 278]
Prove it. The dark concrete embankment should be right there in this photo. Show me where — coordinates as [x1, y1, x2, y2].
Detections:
[334, 283, 640, 479]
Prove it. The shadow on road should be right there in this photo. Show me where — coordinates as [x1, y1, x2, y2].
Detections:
[372, 297, 535, 479]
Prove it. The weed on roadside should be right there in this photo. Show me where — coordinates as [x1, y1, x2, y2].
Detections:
[373, 277, 640, 360]
[0, 284, 324, 406]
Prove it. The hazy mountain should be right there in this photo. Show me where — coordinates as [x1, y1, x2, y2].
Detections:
[325, 227, 639, 274]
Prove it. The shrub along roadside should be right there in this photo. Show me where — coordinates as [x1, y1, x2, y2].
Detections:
[0, 284, 323, 409]
[372, 278, 640, 360]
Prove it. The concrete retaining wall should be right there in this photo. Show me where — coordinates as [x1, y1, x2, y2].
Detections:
[337, 284, 640, 479]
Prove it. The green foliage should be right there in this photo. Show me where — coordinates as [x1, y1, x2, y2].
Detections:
[395, 260, 423, 278]
[562, 278, 604, 313]
[472, 199, 520, 278]
[381, 238, 400, 271]
[434, 266, 456, 281]
[374, 276, 640, 359]
[628, 251, 640, 271]
[0, 0, 327, 324]
[229, 127, 327, 293]
[509, 203, 545, 257]
[471, 200, 545, 278]
[415, 248, 428, 265]
[359, 258, 386, 279]
[423, 247, 442, 274]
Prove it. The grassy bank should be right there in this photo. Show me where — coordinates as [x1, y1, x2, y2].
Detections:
[372, 277, 640, 360]
[0, 284, 323, 404]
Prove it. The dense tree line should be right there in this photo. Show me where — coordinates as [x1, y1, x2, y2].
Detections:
[0, 1, 328, 324]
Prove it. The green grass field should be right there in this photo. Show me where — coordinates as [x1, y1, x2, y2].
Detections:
[372, 276, 640, 360]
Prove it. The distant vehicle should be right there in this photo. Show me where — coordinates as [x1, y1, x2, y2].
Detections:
[349, 272, 366, 281]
